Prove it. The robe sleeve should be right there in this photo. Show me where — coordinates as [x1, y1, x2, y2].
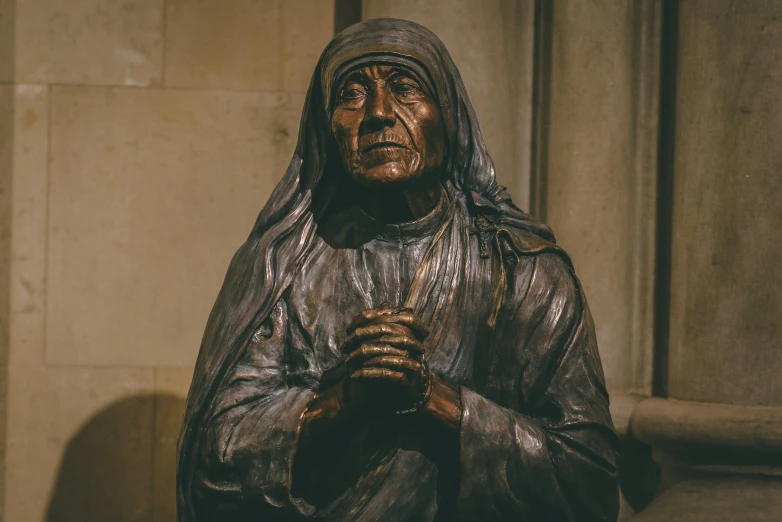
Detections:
[192, 299, 317, 520]
[456, 253, 620, 522]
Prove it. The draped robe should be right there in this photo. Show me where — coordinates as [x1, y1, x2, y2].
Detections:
[177, 18, 619, 522]
[189, 191, 619, 521]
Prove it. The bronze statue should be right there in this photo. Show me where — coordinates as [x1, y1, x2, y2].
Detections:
[177, 18, 619, 522]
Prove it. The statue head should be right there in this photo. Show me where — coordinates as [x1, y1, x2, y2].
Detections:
[313, 17, 494, 200]
[330, 63, 446, 189]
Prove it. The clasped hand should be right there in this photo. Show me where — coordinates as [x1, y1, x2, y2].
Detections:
[341, 302, 432, 414]
[300, 303, 460, 456]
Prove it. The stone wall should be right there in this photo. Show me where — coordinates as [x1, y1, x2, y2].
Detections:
[665, 0, 782, 408]
[630, 2, 782, 520]
[1, 1, 333, 520]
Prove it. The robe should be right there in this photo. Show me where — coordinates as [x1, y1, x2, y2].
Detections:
[190, 193, 620, 522]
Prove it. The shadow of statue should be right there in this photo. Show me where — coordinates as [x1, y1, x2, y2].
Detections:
[45, 393, 186, 522]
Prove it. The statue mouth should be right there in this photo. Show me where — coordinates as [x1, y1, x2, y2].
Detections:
[362, 142, 408, 154]
[361, 141, 407, 154]
[360, 133, 411, 154]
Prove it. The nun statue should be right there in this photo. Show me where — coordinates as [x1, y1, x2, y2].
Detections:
[177, 18, 620, 522]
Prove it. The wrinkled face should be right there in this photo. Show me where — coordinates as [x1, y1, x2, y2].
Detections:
[331, 64, 446, 188]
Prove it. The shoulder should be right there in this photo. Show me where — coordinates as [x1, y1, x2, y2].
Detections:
[498, 222, 570, 264]
[495, 225, 581, 307]
[497, 224, 573, 276]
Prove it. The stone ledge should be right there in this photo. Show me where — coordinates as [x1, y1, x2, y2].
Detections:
[631, 476, 782, 522]
[630, 398, 782, 467]
[611, 391, 648, 438]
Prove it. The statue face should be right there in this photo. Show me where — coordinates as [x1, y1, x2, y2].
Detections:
[331, 64, 446, 188]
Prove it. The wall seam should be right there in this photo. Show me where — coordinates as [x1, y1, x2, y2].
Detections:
[41, 84, 51, 368]
[652, 0, 680, 398]
[529, 0, 553, 222]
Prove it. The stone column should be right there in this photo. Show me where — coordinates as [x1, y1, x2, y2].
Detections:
[362, 0, 536, 208]
[0, 83, 9, 522]
[545, 0, 660, 413]
[543, 4, 662, 519]
[0, 0, 15, 514]
[631, 1, 782, 519]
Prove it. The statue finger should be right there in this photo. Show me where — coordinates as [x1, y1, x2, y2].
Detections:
[350, 368, 406, 381]
[361, 355, 421, 373]
[345, 344, 409, 365]
[342, 323, 413, 352]
[366, 313, 431, 339]
[375, 335, 426, 356]
[347, 305, 408, 333]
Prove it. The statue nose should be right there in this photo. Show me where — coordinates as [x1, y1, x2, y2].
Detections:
[363, 89, 396, 132]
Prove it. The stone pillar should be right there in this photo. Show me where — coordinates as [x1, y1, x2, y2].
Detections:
[543, 4, 662, 519]
[545, 0, 660, 408]
[362, 0, 536, 208]
[0, 80, 9, 522]
[0, 0, 15, 515]
[631, 1, 782, 519]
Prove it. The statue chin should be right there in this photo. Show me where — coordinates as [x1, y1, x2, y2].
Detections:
[350, 152, 427, 189]
[351, 162, 420, 187]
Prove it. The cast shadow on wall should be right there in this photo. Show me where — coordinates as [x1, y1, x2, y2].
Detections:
[43, 393, 659, 521]
[45, 394, 186, 522]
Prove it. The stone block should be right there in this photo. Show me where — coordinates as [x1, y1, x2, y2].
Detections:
[4, 366, 155, 522]
[15, 0, 164, 86]
[164, 0, 334, 92]
[0, 0, 13, 82]
[8, 85, 49, 368]
[281, 0, 337, 93]
[46, 86, 303, 367]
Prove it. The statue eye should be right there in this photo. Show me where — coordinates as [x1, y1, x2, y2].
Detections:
[341, 86, 366, 100]
[391, 80, 421, 98]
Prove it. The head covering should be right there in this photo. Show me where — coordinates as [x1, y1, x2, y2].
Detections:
[177, 18, 553, 520]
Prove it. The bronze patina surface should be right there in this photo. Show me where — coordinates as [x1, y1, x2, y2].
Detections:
[177, 18, 619, 522]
